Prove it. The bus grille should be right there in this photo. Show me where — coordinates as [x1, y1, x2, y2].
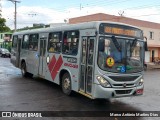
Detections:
[109, 76, 139, 82]
[113, 83, 135, 88]
[115, 90, 132, 94]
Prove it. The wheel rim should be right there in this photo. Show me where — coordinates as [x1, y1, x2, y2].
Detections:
[21, 64, 26, 75]
[63, 78, 70, 90]
[22, 68, 25, 75]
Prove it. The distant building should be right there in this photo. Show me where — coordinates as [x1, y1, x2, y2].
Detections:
[0, 32, 12, 43]
[0, 32, 12, 51]
[69, 13, 160, 62]
[49, 23, 68, 28]
[33, 23, 45, 27]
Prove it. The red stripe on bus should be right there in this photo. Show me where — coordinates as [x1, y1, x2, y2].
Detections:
[48, 55, 56, 72]
[51, 55, 63, 80]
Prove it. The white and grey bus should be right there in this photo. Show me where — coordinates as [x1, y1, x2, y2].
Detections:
[11, 21, 147, 99]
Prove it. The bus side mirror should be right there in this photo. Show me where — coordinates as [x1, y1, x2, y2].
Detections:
[144, 37, 148, 51]
[144, 41, 148, 51]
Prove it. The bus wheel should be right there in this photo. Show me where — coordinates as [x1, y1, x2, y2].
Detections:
[62, 73, 72, 95]
[21, 62, 27, 77]
[21, 62, 29, 77]
[21, 63, 33, 78]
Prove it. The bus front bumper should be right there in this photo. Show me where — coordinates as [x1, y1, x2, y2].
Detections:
[93, 84, 144, 99]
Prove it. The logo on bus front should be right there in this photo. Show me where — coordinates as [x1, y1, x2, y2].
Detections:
[106, 57, 115, 67]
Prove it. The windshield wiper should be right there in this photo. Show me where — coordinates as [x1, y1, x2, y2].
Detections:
[131, 38, 137, 53]
[111, 36, 121, 52]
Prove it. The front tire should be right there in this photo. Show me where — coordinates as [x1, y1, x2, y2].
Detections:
[21, 62, 28, 77]
[62, 73, 72, 95]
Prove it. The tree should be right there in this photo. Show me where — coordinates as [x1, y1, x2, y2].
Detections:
[0, 18, 11, 32]
[16, 24, 49, 31]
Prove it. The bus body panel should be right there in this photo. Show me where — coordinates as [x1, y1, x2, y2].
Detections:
[44, 28, 97, 93]
[45, 53, 63, 84]
[61, 58, 79, 92]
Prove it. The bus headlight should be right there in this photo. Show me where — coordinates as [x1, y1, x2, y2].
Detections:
[137, 78, 144, 86]
[96, 76, 111, 88]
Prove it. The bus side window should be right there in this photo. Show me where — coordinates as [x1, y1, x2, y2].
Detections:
[29, 34, 38, 51]
[71, 38, 79, 55]
[62, 33, 69, 53]
[48, 32, 62, 53]
[22, 34, 29, 49]
[12, 35, 18, 48]
[62, 31, 79, 55]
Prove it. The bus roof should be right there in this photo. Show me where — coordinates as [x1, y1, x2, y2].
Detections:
[13, 21, 141, 35]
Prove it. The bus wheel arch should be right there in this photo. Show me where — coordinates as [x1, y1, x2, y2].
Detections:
[60, 70, 72, 95]
[21, 60, 33, 78]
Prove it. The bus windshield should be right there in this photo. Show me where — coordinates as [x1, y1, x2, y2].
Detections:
[98, 36, 144, 73]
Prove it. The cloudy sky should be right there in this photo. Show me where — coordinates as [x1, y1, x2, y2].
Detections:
[1, 0, 160, 29]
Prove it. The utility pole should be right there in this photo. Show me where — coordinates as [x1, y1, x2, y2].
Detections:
[80, 4, 82, 10]
[0, 0, 2, 18]
[8, 0, 20, 31]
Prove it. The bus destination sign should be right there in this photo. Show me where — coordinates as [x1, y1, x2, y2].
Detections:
[99, 23, 143, 38]
[104, 26, 141, 38]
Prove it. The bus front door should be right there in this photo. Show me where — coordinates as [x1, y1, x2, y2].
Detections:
[80, 37, 95, 95]
[38, 38, 46, 77]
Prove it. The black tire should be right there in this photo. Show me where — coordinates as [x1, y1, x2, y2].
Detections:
[62, 73, 72, 95]
[21, 62, 33, 77]
[21, 62, 28, 77]
[144, 64, 147, 71]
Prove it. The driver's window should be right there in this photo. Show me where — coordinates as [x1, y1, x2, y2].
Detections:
[98, 37, 109, 68]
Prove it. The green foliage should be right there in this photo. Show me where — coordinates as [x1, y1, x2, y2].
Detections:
[8, 42, 12, 52]
[16, 24, 50, 31]
[0, 18, 11, 32]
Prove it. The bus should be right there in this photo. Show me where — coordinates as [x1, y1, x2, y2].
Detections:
[10, 21, 147, 99]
